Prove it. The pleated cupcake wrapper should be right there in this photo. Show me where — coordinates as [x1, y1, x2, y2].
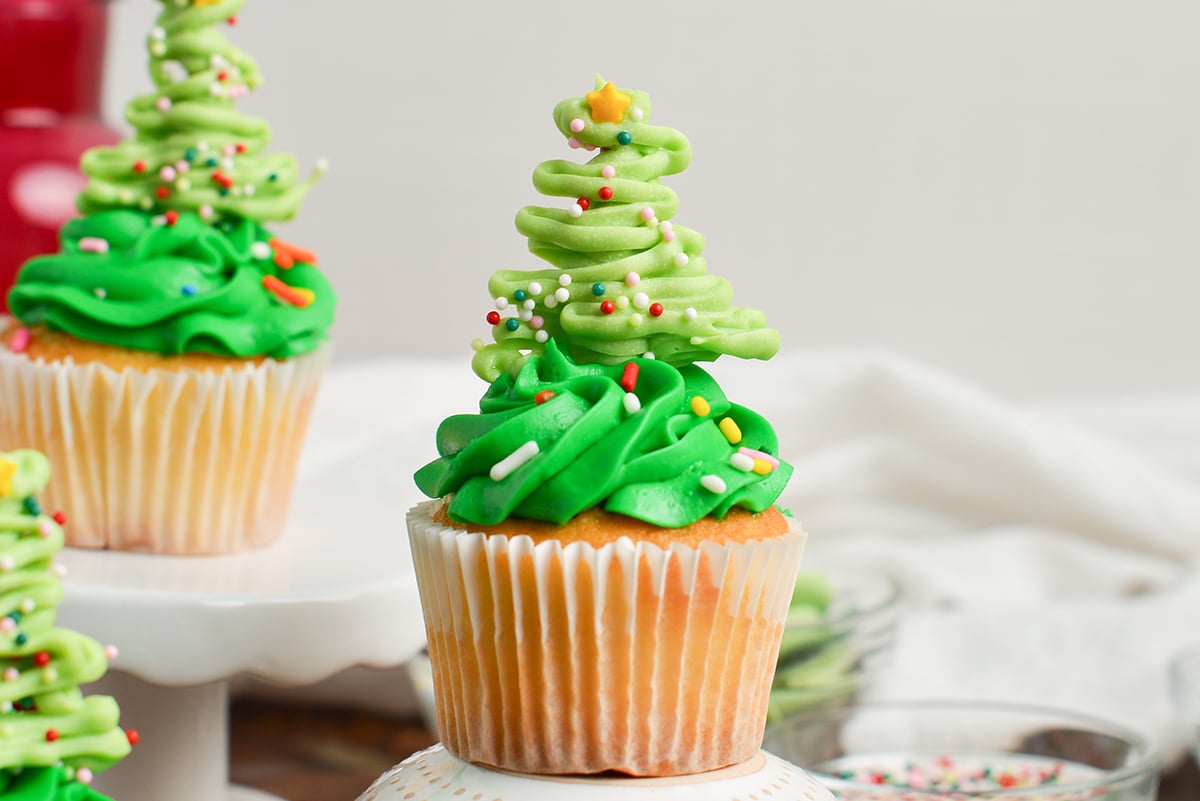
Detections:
[0, 345, 329, 554]
[407, 501, 807, 777]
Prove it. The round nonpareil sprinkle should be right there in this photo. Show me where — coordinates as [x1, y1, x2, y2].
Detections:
[513, 289, 527, 302]
[640, 207, 656, 222]
[3, 669, 16, 682]
[600, 300, 615, 315]
[684, 307, 698, 321]
[632, 292, 649, 310]
[534, 330, 549, 343]
[700, 475, 727, 494]
[490, 440, 540, 481]
[569, 118, 585, 133]
[522, 299, 535, 311]
[530, 316, 545, 330]
[628, 313, 643, 327]
[559, 274, 572, 286]
[554, 287, 570, 302]
[623, 392, 641, 415]
[486, 311, 501, 325]
[617, 131, 632, 145]
[718, 417, 743, 444]
[598, 186, 613, 201]
[630, 107, 644, 121]
[51, 511, 66, 525]
[518, 308, 533, 322]
[76, 768, 94, 786]
[104, 645, 119, 661]
[691, 396, 711, 416]
[568, 204, 583, 218]
[504, 318, 520, 332]
[649, 303, 664, 317]
[37, 520, 54, 538]
[601, 165, 615, 179]
[0, 558, 11, 573]
[624, 271, 640, 287]
[674, 253, 689, 267]
[528, 281, 543, 295]
[591, 282, 606, 296]
[615, 295, 630, 309]
[543, 295, 558, 309]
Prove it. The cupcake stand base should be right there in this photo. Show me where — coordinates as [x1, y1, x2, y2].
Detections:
[55, 454, 428, 801]
[357, 744, 835, 801]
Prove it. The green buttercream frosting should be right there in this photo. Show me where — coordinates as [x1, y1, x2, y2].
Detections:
[472, 78, 779, 382]
[0, 452, 130, 801]
[416, 341, 791, 528]
[10, 210, 334, 359]
[421, 81, 789, 529]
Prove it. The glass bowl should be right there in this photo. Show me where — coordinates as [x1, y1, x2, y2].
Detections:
[769, 567, 901, 723]
[764, 700, 1159, 800]
[1169, 641, 1200, 768]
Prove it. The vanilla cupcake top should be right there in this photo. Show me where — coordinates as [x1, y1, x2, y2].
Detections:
[418, 80, 790, 529]
[7, 0, 334, 359]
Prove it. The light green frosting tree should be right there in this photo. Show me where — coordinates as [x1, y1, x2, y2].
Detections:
[473, 78, 780, 382]
[0, 452, 131, 801]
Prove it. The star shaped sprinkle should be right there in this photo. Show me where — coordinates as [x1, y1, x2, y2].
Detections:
[586, 82, 632, 124]
[194, 0, 223, 5]
[0, 458, 16, 499]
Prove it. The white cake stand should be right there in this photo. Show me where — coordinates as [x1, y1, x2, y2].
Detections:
[358, 744, 835, 801]
[55, 436, 430, 801]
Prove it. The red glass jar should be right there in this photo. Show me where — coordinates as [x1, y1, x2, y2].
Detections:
[0, 0, 119, 312]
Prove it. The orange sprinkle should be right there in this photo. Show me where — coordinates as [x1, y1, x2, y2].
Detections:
[262, 275, 315, 308]
[268, 238, 318, 269]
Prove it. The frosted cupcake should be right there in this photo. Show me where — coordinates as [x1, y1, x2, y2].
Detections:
[410, 79, 803, 777]
[0, 0, 334, 554]
[0, 450, 134, 798]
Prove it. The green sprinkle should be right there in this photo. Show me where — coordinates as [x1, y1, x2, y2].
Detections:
[504, 318, 520, 332]
[616, 131, 632, 145]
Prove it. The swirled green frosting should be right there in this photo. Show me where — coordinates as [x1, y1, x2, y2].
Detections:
[0, 452, 130, 801]
[9, 210, 334, 359]
[472, 78, 779, 382]
[417, 342, 791, 527]
[77, 0, 323, 222]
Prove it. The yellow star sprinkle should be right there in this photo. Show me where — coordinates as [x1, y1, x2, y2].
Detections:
[194, 0, 223, 6]
[0, 458, 16, 499]
[586, 82, 632, 124]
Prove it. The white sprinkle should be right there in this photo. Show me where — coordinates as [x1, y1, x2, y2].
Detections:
[559, 274, 572, 287]
[684, 307, 698, 321]
[490, 440, 539, 481]
[209, 83, 223, 97]
[244, 184, 256, 196]
[731, 453, 756, 472]
[643, 351, 656, 360]
[211, 54, 227, 69]
[632, 292, 650, 310]
[660, 220, 673, 231]
[629, 313, 644, 327]
[316, 158, 331, 172]
[543, 295, 558, 309]
[0, 702, 10, 714]
[701, 474, 727, 494]
[52, 564, 67, 578]
[615, 295, 630, 310]
[675, 253, 690, 267]
[623, 393, 641, 415]
[223, 157, 235, 170]
[631, 107, 644, 121]
[568, 203, 583, 218]
[78, 237, 109, 254]
[554, 287, 570, 303]
[3, 669, 16, 682]
[197, 140, 210, 152]
[0, 557, 13, 572]
[522, 298, 535, 311]
[528, 281, 543, 295]
[251, 242, 272, 260]
[534, 330, 549, 343]
[690, 336, 704, 345]
[150, 27, 166, 40]
[176, 177, 191, 192]
[519, 308, 533, 322]
[104, 644, 119, 661]
[119, 190, 134, 204]
[19, 599, 33, 614]
[93, 287, 107, 299]
[495, 296, 509, 310]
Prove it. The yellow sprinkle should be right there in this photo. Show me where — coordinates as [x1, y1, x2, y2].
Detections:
[752, 459, 773, 476]
[718, 417, 742, 444]
[0, 458, 16, 498]
[690, 396, 711, 417]
[41, 667, 58, 685]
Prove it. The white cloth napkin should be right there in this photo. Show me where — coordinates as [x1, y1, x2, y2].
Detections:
[304, 350, 1200, 764]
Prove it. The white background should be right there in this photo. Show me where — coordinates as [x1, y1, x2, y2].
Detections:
[103, 1, 1200, 401]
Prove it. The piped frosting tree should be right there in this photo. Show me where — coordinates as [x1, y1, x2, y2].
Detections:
[473, 77, 779, 382]
[0, 451, 132, 800]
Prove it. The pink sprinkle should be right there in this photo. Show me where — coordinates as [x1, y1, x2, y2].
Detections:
[569, 118, 585, 133]
[175, 160, 190, 174]
[530, 316, 544, 330]
[601, 165, 616, 179]
[9, 327, 30, 354]
[75, 768, 94, 785]
[155, 96, 171, 112]
[640, 207, 656, 221]
[582, 143, 597, 152]
[3, 668, 16, 682]
[0, 619, 14, 635]
[78, 237, 109, 254]
[624, 272, 640, 287]
[104, 644, 119, 661]
[199, 204, 214, 219]
[159, 165, 177, 181]
[227, 84, 249, 99]
[37, 520, 54, 538]
[567, 137, 581, 149]
[662, 229, 676, 243]
[738, 447, 780, 469]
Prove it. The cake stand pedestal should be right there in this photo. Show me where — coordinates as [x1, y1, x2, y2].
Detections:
[55, 444, 428, 801]
[357, 744, 835, 801]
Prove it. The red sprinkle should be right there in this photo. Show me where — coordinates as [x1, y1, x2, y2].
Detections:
[227, 16, 237, 25]
[598, 186, 613, 201]
[235, 143, 247, 154]
[600, 300, 615, 315]
[534, 390, 556, 405]
[999, 775, 1017, 788]
[620, 362, 639, 392]
[577, 198, 590, 211]
[52, 512, 66, 525]
[155, 187, 169, 200]
[45, 730, 59, 742]
[217, 71, 228, 82]
[649, 303, 664, 317]
[164, 210, 179, 227]
[33, 652, 50, 667]
[133, 160, 146, 174]
[126, 730, 140, 746]
[9, 327, 30, 354]
[486, 311, 501, 325]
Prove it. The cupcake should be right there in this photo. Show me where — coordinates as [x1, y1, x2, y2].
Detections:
[410, 79, 803, 777]
[0, 0, 335, 554]
[0, 449, 134, 797]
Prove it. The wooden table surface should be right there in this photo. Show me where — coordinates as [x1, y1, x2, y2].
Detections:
[229, 699, 1198, 801]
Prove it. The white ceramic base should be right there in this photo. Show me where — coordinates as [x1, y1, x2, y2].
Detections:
[357, 744, 834, 801]
[229, 787, 286, 801]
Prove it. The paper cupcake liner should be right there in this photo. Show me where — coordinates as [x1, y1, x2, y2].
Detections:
[0, 344, 329, 554]
[407, 501, 807, 777]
